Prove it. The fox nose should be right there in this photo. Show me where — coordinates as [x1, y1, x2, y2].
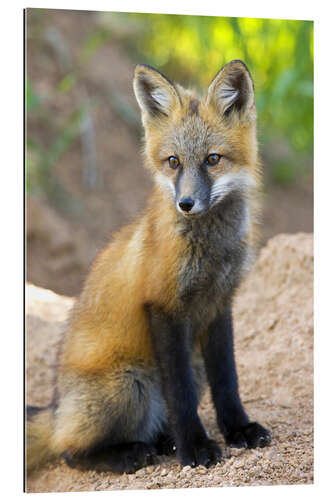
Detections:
[178, 197, 195, 212]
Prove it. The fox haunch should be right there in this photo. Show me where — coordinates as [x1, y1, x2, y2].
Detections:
[26, 60, 271, 475]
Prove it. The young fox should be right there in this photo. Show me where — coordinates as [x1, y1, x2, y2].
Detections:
[27, 60, 271, 475]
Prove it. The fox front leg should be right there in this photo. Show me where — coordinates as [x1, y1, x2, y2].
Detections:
[146, 304, 222, 468]
[201, 307, 271, 449]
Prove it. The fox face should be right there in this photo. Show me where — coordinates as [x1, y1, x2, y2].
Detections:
[133, 61, 259, 218]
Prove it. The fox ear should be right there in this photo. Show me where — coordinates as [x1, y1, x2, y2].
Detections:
[207, 60, 255, 119]
[133, 64, 181, 119]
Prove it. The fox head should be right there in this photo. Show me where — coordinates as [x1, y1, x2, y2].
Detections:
[133, 60, 259, 218]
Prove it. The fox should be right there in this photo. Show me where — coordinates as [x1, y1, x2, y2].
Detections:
[26, 60, 271, 476]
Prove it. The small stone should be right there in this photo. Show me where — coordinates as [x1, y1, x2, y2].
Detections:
[198, 466, 207, 474]
[160, 468, 168, 476]
[182, 465, 192, 473]
[232, 448, 244, 457]
[266, 449, 278, 459]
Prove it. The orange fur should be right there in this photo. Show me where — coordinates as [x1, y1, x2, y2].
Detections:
[61, 187, 186, 375]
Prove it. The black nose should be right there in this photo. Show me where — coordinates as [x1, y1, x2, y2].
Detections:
[179, 197, 195, 212]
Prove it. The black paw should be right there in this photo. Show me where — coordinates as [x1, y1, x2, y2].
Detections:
[155, 432, 177, 456]
[112, 442, 156, 474]
[63, 442, 156, 474]
[225, 422, 271, 449]
[179, 437, 222, 468]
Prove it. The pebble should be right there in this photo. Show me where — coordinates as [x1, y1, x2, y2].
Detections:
[266, 449, 278, 459]
[232, 448, 244, 457]
[198, 466, 207, 475]
[233, 460, 243, 469]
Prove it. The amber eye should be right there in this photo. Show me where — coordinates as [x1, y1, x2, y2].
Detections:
[206, 154, 221, 166]
[168, 156, 180, 169]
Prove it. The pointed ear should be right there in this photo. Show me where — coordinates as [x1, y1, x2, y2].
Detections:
[133, 64, 181, 120]
[206, 60, 255, 119]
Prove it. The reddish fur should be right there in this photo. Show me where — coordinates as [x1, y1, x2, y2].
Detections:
[61, 187, 186, 375]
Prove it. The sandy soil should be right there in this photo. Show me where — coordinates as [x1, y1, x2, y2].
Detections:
[25, 233, 313, 492]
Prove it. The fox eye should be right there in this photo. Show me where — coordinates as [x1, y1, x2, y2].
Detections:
[168, 156, 180, 169]
[206, 154, 221, 166]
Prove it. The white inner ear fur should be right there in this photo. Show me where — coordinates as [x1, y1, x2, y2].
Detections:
[218, 85, 239, 112]
[150, 88, 172, 112]
[210, 171, 256, 206]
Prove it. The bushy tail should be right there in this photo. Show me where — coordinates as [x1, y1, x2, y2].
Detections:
[26, 405, 56, 474]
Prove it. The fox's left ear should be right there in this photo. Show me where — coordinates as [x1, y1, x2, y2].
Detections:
[133, 64, 181, 121]
[206, 60, 255, 120]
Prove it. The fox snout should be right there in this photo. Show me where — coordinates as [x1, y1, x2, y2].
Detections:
[175, 167, 210, 216]
[178, 197, 194, 212]
[177, 196, 206, 216]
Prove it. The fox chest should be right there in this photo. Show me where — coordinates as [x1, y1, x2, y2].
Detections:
[178, 238, 246, 307]
[177, 197, 249, 321]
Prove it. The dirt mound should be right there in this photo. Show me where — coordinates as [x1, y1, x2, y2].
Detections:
[25, 233, 313, 492]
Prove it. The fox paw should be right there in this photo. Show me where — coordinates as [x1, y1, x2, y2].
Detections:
[155, 433, 177, 456]
[113, 442, 156, 474]
[180, 437, 222, 468]
[63, 442, 156, 474]
[225, 422, 271, 449]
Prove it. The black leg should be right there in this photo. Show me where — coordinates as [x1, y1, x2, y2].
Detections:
[201, 307, 271, 449]
[146, 304, 222, 468]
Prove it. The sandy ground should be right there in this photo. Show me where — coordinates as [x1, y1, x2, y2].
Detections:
[25, 233, 313, 492]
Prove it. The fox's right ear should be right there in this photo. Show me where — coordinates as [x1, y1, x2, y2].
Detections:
[206, 60, 255, 121]
[133, 65, 181, 120]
